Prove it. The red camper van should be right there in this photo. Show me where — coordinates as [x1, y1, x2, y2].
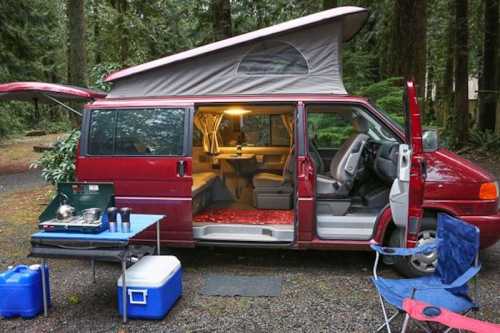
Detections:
[1, 7, 499, 277]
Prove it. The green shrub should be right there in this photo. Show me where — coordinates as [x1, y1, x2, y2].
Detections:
[468, 129, 500, 152]
[32, 130, 80, 184]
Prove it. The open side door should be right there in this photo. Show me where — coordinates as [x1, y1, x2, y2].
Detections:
[0, 81, 107, 116]
[389, 81, 425, 248]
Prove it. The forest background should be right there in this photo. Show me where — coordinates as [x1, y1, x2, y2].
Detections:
[0, 0, 499, 151]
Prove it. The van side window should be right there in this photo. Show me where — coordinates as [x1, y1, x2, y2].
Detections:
[87, 108, 185, 156]
[219, 114, 289, 147]
[88, 110, 115, 155]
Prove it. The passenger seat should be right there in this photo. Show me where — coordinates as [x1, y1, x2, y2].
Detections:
[252, 148, 294, 209]
[316, 115, 369, 197]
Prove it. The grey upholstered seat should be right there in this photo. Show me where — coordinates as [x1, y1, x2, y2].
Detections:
[252, 147, 294, 189]
[316, 115, 369, 196]
[252, 148, 294, 209]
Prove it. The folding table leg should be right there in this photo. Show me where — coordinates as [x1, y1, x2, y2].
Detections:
[156, 220, 161, 255]
[41, 258, 48, 317]
[122, 257, 127, 324]
[91, 259, 96, 283]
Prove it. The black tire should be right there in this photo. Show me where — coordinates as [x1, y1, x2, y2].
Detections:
[389, 217, 438, 277]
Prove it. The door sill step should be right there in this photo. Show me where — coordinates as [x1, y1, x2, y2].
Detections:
[193, 224, 293, 242]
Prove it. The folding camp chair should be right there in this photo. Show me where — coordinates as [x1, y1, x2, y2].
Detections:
[370, 213, 481, 333]
[402, 298, 500, 333]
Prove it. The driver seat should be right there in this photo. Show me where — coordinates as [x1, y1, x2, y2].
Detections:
[316, 115, 369, 197]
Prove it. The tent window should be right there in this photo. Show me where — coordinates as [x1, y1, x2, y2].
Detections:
[238, 41, 308, 75]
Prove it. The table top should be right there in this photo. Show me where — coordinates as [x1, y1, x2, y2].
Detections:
[31, 214, 164, 241]
[217, 153, 255, 160]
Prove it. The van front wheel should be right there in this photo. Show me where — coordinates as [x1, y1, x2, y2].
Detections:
[389, 217, 438, 277]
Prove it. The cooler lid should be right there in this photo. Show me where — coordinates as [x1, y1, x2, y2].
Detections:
[117, 256, 181, 288]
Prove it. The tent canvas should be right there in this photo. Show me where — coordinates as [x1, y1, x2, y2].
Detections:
[105, 6, 368, 98]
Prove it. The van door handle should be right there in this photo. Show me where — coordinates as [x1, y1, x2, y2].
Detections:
[177, 160, 186, 177]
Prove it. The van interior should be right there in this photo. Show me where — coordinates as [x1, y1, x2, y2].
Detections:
[191, 104, 296, 242]
[191, 104, 399, 243]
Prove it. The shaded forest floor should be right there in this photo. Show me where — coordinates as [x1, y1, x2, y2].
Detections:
[0, 134, 60, 175]
[0, 138, 498, 332]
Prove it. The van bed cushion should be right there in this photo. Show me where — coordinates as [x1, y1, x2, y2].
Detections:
[192, 172, 217, 196]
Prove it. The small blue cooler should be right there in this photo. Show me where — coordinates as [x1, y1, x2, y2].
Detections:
[117, 256, 182, 319]
[0, 264, 51, 319]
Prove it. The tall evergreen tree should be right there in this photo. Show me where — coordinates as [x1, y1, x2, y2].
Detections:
[453, 0, 469, 147]
[66, 0, 87, 126]
[478, 0, 499, 131]
[322, 0, 338, 9]
[212, 0, 232, 41]
[67, 0, 87, 86]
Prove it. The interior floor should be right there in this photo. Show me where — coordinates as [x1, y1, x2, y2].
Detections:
[193, 207, 294, 225]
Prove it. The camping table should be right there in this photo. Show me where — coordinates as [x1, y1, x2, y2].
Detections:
[29, 214, 164, 324]
[217, 153, 256, 198]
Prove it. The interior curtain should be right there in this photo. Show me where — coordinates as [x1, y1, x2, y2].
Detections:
[210, 114, 224, 154]
[195, 112, 224, 154]
[281, 114, 294, 146]
[193, 113, 210, 152]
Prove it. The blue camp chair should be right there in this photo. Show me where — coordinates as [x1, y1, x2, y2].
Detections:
[371, 213, 481, 333]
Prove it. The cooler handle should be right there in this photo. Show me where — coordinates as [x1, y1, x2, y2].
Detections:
[128, 289, 148, 305]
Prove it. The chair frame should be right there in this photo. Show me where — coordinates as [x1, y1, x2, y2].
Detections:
[371, 238, 480, 333]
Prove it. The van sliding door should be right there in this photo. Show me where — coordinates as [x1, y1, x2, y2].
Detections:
[78, 104, 194, 246]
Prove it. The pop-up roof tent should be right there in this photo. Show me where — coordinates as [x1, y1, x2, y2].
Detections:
[105, 6, 368, 98]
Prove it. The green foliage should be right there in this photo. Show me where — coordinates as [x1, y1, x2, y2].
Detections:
[89, 63, 122, 92]
[468, 129, 500, 152]
[308, 113, 354, 148]
[33, 131, 80, 185]
[358, 78, 405, 126]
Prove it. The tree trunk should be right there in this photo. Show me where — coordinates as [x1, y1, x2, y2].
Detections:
[441, 0, 455, 127]
[453, 0, 469, 147]
[212, 0, 232, 41]
[92, 0, 102, 64]
[110, 0, 129, 66]
[396, 1, 427, 97]
[478, 0, 499, 131]
[66, 0, 87, 127]
[322, 0, 338, 10]
[414, 0, 427, 101]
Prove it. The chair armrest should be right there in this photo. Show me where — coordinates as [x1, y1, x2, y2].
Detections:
[370, 242, 438, 256]
[403, 298, 499, 333]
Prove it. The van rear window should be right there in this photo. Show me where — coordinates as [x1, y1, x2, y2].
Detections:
[88, 108, 185, 156]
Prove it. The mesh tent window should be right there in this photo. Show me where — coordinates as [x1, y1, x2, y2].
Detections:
[237, 40, 309, 75]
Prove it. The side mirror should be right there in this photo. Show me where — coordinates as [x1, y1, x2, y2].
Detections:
[423, 129, 439, 152]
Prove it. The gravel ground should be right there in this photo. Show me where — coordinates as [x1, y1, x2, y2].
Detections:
[0, 232, 499, 332]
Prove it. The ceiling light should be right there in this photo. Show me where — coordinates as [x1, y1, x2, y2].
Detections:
[224, 107, 251, 116]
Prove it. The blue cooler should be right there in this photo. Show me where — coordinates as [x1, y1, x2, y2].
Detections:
[117, 256, 182, 319]
[0, 264, 51, 319]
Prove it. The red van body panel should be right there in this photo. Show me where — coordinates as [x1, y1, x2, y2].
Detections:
[76, 94, 500, 250]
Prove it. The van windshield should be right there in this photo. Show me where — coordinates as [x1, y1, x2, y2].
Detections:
[372, 100, 405, 130]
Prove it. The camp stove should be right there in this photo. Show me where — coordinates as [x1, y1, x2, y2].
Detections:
[39, 215, 106, 234]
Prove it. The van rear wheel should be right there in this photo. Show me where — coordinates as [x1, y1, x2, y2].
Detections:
[389, 217, 437, 277]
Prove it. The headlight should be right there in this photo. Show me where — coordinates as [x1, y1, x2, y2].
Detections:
[479, 181, 498, 200]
